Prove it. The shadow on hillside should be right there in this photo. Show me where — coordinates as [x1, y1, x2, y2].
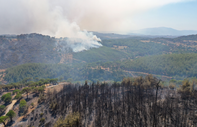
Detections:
[6, 120, 15, 127]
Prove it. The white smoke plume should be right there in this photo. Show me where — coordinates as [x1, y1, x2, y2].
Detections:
[0, 0, 102, 52]
[0, 0, 188, 51]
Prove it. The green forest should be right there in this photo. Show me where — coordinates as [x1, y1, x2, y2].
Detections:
[1, 34, 197, 84]
[3, 63, 130, 83]
[3, 53, 197, 83]
[120, 53, 197, 77]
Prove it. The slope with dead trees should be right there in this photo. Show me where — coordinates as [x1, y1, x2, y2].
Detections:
[26, 75, 197, 127]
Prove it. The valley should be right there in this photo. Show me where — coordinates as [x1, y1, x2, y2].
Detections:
[0, 33, 197, 126]
[0, 0, 197, 126]
[1, 33, 197, 84]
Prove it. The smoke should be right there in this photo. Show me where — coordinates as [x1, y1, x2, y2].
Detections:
[57, 32, 102, 53]
[0, 0, 188, 51]
[0, 0, 102, 52]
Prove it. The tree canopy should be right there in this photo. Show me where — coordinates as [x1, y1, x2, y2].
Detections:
[1, 93, 12, 104]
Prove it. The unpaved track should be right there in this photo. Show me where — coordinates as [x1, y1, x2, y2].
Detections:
[0, 99, 17, 127]
[4, 100, 17, 115]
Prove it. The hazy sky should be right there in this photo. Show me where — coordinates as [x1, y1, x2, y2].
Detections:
[0, 0, 196, 36]
[131, 0, 197, 31]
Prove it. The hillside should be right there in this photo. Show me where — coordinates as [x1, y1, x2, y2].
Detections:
[1, 76, 197, 127]
[150, 34, 197, 48]
[120, 53, 197, 78]
[1, 33, 197, 70]
[1, 33, 197, 83]
[73, 46, 131, 63]
[92, 31, 132, 40]
[3, 53, 197, 83]
[0, 34, 60, 69]
[2, 63, 131, 83]
[0, 33, 133, 69]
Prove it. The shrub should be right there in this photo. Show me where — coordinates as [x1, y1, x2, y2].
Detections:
[39, 118, 45, 125]
[13, 89, 20, 95]
[0, 105, 5, 112]
[31, 102, 34, 108]
[40, 113, 44, 117]
[54, 112, 81, 127]
[6, 110, 16, 122]
[0, 116, 8, 126]
[1, 93, 12, 104]
[19, 99, 27, 114]
[169, 83, 176, 89]
[14, 93, 22, 100]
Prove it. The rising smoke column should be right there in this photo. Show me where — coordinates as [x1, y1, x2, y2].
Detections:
[0, 0, 188, 51]
[0, 0, 102, 52]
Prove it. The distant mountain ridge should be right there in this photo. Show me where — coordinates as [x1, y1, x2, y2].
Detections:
[92, 32, 132, 40]
[131, 27, 197, 36]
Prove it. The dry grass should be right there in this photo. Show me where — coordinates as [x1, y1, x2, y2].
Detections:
[45, 82, 69, 93]
[12, 97, 39, 126]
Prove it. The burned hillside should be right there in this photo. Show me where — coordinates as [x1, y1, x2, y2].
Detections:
[0, 34, 61, 69]
[20, 75, 197, 127]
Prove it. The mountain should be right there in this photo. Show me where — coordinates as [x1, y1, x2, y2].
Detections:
[92, 31, 132, 40]
[0, 33, 132, 69]
[1, 33, 197, 70]
[0, 33, 61, 69]
[131, 27, 197, 36]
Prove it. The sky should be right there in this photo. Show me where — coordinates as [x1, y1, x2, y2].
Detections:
[131, 0, 197, 31]
[0, 0, 196, 36]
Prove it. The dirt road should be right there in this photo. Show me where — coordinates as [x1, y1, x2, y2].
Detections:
[0, 99, 17, 127]
[4, 100, 17, 115]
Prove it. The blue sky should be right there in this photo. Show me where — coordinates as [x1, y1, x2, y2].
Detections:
[132, 0, 197, 30]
